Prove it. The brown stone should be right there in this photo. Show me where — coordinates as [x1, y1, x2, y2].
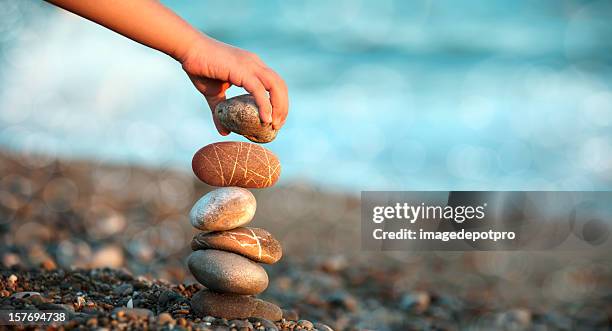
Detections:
[191, 289, 282, 321]
[192, 142, 281, 188]
[216, 94, 278, 143]
[191, 227, 282, 264]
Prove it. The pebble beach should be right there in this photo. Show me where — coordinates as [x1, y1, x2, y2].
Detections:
[1, 149, 611, 330]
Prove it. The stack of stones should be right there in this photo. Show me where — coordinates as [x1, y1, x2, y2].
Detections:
[187, 94, 284, 321]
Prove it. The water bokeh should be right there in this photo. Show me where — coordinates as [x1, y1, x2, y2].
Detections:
[1, 0, 611, 192]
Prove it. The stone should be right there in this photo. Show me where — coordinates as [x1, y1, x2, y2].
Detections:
[297, 320, 314, 329]
[400, 291, 430, 313]
[281, 309, 298, 321]
[191, 227, 282, 264]
[216, 94, 278, 143]
[247, 317, 278, 330]
[89, 245, 124, 268]
[113, 283, 134, 296]
[191, 290, 282, 321]
[157, 312, 174, 325]
[192, 142, 281, 188]
[187, 250, 268, 295]
[112, 307, 154, 319]
[313, 322, 334, 331]
[190, 187, 256, 231]
[496, 308, 532, 328]
[11, 291, 41, 299]
[229, 319, 254, 330]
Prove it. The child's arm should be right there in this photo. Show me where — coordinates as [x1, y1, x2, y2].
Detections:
[45, 0, 288, 134]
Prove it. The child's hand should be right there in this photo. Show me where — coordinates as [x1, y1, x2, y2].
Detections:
[180, 37, 288, 136]
[44, 0, 288, 136]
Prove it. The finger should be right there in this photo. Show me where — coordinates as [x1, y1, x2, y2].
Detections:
[242, 77, 273, 124]
[257, 68, 288, 130]
[206, 95, 230, 136]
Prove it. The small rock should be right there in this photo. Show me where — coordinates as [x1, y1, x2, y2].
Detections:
[2, 253, 20, 268]
[216, 94, 279, 143]
[192, 142, 281, 188]
[41, 258, 57, 271]
[400, 291, 430, 313]
[112, 283, 133, 296]
[188, 250, 268, 295]
[112, 307, 154, 319]
[282, 309, 299, 320]
[313, 322, 334, 331]
[496, 308, 532, 328]
[326, 291, 358, 312]
[191, 290, 282, 321]
[7, 274, 17, 286]
[229, 319, 254, 330]
[320, 255, 348, 273]
[297, 319, 314, 329]
[11, 291, 41, 299]
[157, 312, 174, 325]
[191, 227, 282, 264]
[248, 317, 278, 330]
[158, 289, 183, 307]
[190, 187, 256, 231]
[37, 303, 74, 312]
[90, 245, 124, 268]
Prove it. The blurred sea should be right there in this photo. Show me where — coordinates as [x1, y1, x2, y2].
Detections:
[0, 0, 611, 192]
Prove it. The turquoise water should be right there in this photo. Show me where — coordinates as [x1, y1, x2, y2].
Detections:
[0, 0, 611, 191]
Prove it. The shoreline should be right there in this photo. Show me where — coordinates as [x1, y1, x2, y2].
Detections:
[1, 149, 611, 330]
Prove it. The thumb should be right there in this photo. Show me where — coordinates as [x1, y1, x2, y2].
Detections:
[206, 95, 230, 136]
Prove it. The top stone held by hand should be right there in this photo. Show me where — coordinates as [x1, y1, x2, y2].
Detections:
[216, 94, 278, 143]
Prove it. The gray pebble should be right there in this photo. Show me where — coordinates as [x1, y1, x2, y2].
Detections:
[297, 319, 314, 329]
[248, 317, 278, 330]
[229, 319, 254, 330]
[188, 250, 268, 295]
[11, 291, 41, 299]
[313, 323, 334, 331]
[113, 283, 133, 296]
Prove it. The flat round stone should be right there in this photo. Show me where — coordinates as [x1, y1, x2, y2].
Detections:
[191, 227, 282, 264]
[216, 94, 278, 143]
[192, 142, 281, 188]
[189, 187, 256, 231]
[191, 289, 282, 321]
[187, 250, 268, 295]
